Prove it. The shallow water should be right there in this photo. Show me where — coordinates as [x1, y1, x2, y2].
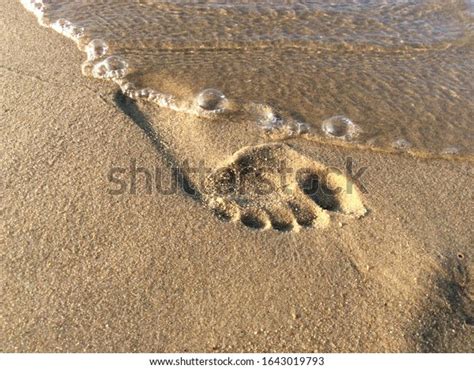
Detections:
[21, 0, 474, 156]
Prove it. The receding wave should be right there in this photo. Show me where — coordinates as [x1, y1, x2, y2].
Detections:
[20, 0, 474, 157]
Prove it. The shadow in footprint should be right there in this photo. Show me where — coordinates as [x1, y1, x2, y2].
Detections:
[297, 170, 340, 212]
[240, 212, 268, 230]
[113, 92, 200, 200]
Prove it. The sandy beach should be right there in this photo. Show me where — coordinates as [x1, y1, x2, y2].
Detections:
[1, 1, 473, 353]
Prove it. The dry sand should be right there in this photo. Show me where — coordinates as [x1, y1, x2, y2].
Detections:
[1, 1, 473, 352]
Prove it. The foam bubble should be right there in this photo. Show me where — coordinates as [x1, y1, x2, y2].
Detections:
[92, 56, 129, 80]
[81, 61, 94, 76]
[263, 110, 283, 128]
[118, 80, 136, 95]
[135, 88, 153, 99]
[392, 138, 412, 150]
[116, 81, 180, 110]
[255, 108, 283, 132]
[51, 18, 85, 41]
[86, 39, 109, 61]
[293, 121, 310, 135]
[441, 146, 461, 155]
[150, 92, 176, 108]
[321, 116, 359, 140]
[255, 106, 309, 137]
[280, 120, 311, 136]
[196, 89, 226, 111]
[21, 0, 44, 16]
[20, 0, 49, 25]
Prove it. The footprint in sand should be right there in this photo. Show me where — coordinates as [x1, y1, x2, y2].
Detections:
[204, 143, 366, 231]
[115, 92, 366, 232]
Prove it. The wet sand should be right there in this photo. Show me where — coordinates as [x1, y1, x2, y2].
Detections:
[1, 1, 473, 352]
